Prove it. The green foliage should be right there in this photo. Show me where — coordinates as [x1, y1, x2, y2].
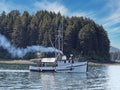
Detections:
[0, 10, 110, 62]
[23, 52, 37, 60]
[0, 47, 11, 59]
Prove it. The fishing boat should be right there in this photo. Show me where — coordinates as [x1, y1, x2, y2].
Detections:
[29, 18, 88, 73]
[29, 55, 88, 72]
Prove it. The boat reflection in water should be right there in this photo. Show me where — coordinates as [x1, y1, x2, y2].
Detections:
[29, 71, 87, 90]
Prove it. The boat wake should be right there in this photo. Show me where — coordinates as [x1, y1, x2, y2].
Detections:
[0, 69, 29, 72]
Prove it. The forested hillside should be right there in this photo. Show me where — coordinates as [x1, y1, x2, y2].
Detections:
[0, 10, 110, 62]
[110, 46, 120, 61]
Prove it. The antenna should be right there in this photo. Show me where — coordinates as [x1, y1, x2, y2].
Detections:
[61, 16, 64, 52]
[54, 15, 64, 55]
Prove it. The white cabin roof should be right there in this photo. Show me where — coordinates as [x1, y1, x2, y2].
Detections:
[41, 58, 56, 62]
[30, 58, 56, 63]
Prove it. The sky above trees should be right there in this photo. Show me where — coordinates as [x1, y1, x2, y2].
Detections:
[0, 0, 120, 48]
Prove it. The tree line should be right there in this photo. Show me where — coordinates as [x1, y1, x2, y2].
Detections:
[0, 10, 110, 62]
[110, 52, 120, 61]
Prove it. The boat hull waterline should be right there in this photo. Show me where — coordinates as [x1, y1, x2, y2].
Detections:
[29, 61, 87, 72]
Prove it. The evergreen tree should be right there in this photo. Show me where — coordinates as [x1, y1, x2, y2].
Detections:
[0, 10, 110, 62]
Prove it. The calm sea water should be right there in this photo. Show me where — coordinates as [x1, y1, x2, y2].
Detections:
[0, 64, 120, 90]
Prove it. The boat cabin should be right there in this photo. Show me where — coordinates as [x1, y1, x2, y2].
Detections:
[30, 58, 57, 67]
[30, 55, 74, 67]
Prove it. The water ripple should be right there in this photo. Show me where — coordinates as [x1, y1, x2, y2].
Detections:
[0, 64, 120, 90]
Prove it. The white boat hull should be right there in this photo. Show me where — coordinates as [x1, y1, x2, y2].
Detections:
[29, 61, 88, 72]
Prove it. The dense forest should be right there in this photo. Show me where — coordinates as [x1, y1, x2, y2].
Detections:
[0, 10, 110, 62]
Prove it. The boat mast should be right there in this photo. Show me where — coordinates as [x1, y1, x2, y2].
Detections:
[61, 16, 64, 52]
[55, 16, 64, 55]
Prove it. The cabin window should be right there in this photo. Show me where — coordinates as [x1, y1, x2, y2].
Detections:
[69, 60, 70, 63]
[72, 60, 74, 63]
[56, 63, 58, 66]
[64, 60, 66, 63]
[42, 63, 45, 67]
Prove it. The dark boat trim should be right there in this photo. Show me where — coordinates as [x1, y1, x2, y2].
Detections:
[30, 69, 55, 72]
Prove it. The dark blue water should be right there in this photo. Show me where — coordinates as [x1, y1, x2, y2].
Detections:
[0, 64, 120, 90]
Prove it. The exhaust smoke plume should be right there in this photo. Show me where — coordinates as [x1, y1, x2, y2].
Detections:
[0, 34, 63, 58]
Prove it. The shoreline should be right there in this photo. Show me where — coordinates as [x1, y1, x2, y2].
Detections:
[0, 60, 120, 66]
[0, 60, 35, 65]
[88, 61, 120, 66]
